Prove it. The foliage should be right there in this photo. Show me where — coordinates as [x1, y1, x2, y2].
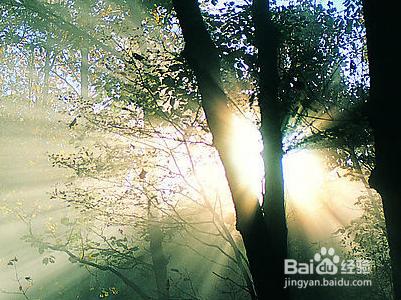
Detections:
[336, 182, 392, 299]
[0, 0, 390, 299]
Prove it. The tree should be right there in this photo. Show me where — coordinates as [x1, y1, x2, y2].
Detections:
[171, 0, 362, 298]
[362, 1, 401, 299]
[171, 1, 278, 298]
[252, 1, 287, 297]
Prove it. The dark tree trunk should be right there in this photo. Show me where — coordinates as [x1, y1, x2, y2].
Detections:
[171, 1, 287, 299]
[362, 1, 401, 299]
[252, 1, 288, 298]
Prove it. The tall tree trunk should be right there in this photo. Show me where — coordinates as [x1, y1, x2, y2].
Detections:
[362, 1, 401, 299]
[80, 47, 89, 100]
[171, 1, 281, 299]
[252, 1, 288, 298]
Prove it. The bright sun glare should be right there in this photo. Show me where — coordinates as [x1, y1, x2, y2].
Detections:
[283, 150, 326, 206]
[230, 115, 265, 199]
[196, 114, 332, 224]
[229, 116, 326, 209]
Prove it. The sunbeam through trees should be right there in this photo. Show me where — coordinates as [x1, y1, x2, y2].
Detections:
[0, 0, 398, 299]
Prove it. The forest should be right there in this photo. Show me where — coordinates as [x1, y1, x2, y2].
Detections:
[0, 0, 400, 299]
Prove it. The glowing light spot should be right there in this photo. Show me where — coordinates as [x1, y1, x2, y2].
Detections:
[230, 115, 265, 199]
[283, 150, 325, 207]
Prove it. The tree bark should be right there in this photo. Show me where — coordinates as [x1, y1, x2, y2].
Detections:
[362, 1, 401, 299]
[252, 1, 288, 298]
[171, 1, 286, 299]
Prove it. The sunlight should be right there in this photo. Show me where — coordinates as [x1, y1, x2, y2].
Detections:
[283, 150, 363, 241]
[283, 150, 326, 207]
[230, 115, 265, 199]
[191, 115, 264, 215]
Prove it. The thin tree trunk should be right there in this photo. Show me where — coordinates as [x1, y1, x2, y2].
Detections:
[81, 47, 89, 100]
[362, 1, 401, 299]
[171, 1, 273, 299]
[42, 47, 53, 104]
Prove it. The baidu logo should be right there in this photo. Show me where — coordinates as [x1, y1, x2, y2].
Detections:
[314, 247, 340, 275]
[284, 247, 369, 275]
